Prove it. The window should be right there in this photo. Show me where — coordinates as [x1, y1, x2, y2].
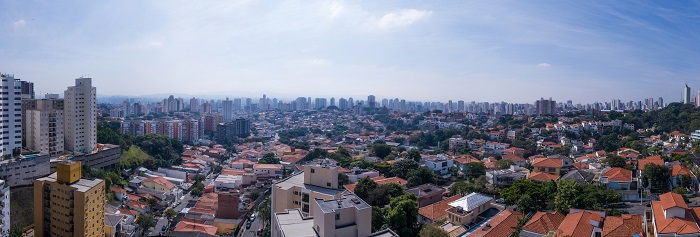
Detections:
[327, 182, 331, 187]
[336, 214, 340, 220]
[311, 168, 315, 173]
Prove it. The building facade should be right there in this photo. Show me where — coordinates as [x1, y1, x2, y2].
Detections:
[64, 78, 97, 153]
[24, 98, 65, 156]
[34, 161, 105, 237]
[0, 73, 25, 158]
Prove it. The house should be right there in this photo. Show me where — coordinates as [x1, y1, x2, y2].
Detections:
[445, 193, 493, 226]
[532, 158, 565, 176]
[519, 211, 565, 237]
[424, 154, 455, 178]
[469, 210, 523, 237]
[111, 186, 127, 202]
[556, 210, 605, 237]
[561, 169, 596, 185]
[602, 214, 643, 237]
[528, 171, 560, 183]
[344, 167, 380, 182]
[173, 221, 218, 236]
[418, 194, 463, 224]
[650, 192, 700, 237]
[253, 163, 283, 180]
[671, 164, 699, 191]
[142, 176, 176, 193]
[405, 184, 446, 207]
[486, 166, 529, 187]
[453, 155, 482, 174]
[502, 154, 526, 167]
[600, 167, 638, 201]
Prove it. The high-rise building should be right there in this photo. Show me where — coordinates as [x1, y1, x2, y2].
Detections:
[0, 73, 25, 158]
[458, 100, 465, 112]
[684, 84, 692, 104]
[222, 98, 233, 122]
[34, 161, 105, 237]
[64, 77, 97, 153]
[190, 97, 199, 112]
[20, 80, 34, 99]
[367, 95, 376, 109]
[24, 96, 65, 156]
[535, 97, 556, 115]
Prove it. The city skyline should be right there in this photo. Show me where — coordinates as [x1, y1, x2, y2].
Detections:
[3, 1, 700, 103]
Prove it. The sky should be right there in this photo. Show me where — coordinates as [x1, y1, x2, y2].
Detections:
[2, 1, 700, 104]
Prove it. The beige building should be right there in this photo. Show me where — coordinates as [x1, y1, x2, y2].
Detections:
[273, 194, 372, 237]
[64, 78, 97, 153]
[34, 160, 105, 237]
[445, 192, 493, 226]
[271, 159, 346, 236]
[24, 97, 64, 156]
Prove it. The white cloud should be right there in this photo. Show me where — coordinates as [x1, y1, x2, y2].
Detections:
[377, 9, 432, 29]
[139, 40, 164, 49]
[12, 19, 26, 28]
[536, 63, 551, 67]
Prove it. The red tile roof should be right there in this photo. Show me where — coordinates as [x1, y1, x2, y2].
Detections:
[651, 198, 700, 234]
[454, 155, 481, 164]
[638, 156, 664, 170]
[522, 211, 565, 235]
[418, 195, 463, 221]
[142, 176, 176, 189]
[602, 214, 643, 237]
[174, 221, 218, 235]
[672, 164, 696, 177]
[529, 172, 559, 182]
[602, 168, 632, 182]
[660, 192, 688, 209]
[532, 158, 563, 168]
[502, 154, 525, 163]
[557, 211, 599, 237]
[572, 162, 588, 169]
[469, 210, 522, 237]
[344, 176, 407, 192]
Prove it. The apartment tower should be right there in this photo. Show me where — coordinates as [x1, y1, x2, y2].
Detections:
[34, 160, 105, 237]
[64, 78, 97, 153]
[24, 94, 65, 156]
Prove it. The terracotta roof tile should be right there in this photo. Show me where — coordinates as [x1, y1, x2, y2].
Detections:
[660, 192, 688, 209]
[602, 168, 632, 182]
[532, 158, 563, 168]
[556, 211, 599, 237]
[651, 197, 700, 234]
[602, 214, 642, 237]
[174, 221, 218, 235]
[638, 156, 664, 170]
[418, 195, 463, 221]
[344, 176, 407, 192]
[672, 164, 695, 177]
[529, 172, 559, 182]
[522, 211, 565, 235]
[469, 210, 522, 237]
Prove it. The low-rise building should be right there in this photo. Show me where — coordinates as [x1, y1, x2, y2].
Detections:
[404, 184, 445, 207]
[446, 193, 493, 226]
[0, 153, 50, 187]
[520, 211, 565, 237]
[650, 192, 700, 237]
[486, 166, 529, 187]
[418, 195, 463, 224]
[600, 167, 638, 201]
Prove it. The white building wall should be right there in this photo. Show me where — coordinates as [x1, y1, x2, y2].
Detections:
[64, 78, 96, 153]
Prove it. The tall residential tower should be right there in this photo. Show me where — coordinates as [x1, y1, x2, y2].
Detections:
[64, 78, 97, 153]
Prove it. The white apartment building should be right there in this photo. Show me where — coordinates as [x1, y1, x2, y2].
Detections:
[64, 78, 97, 153]
[24, 98, 64, 156]
[0, 74, 23, 158]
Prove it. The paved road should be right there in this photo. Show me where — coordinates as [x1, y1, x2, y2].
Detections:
[241, 213, 261, 237]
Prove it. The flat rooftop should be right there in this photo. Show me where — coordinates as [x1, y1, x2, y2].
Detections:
[37, 172, 103, 192]
[316, 194, 370, 213]
[274, 209, 317, 237]
[274, 172, 345, 196]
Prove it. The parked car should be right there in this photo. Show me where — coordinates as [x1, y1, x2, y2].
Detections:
[246, 221, 252, 229]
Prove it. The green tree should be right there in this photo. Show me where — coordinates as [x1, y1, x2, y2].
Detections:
[605, 156, 627, 168]
[354, 177, 378, 201]
[554, 179, 579, 214]
[136, 214, 156, 236]
[120, 146, 153, 169]
[371, 183, 405, 206]
[258, 198, 272, 229]
[465, 162, 486, 178]
[165, 208, 177, 220]
[407, 149, 422, 162]
[516, 194, 536, 213]
[392, 159, 419, 179]
[448, 181, 470, 196]
[372, 142, 393, 159]
[259, 152, 280, 164]
[372, 207, 386, 232]
[496, 159, 515, 170]
[338, 173, 352, 187]
[642, 163, 671, 192]
[419, 224, 449, 237]
[407, 167, 436, 187]
[387, 194, 420, 237]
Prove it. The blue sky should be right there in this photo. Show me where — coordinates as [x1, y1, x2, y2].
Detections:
[1, 0, 699, 103]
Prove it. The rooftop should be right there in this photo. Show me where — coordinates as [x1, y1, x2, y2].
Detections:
[448, 192, 493, 213]
[315, 194, 371, 213]
[274, 209, 317, 237]
[275, 172, 345, 196]
[405, 184, 445, 198]
[37, 172, 103, 192]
